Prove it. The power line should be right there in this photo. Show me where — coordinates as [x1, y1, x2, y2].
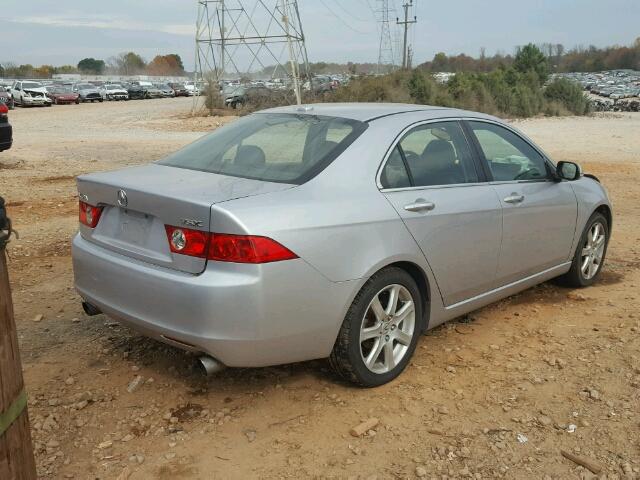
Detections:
[317, 0, 370, 34]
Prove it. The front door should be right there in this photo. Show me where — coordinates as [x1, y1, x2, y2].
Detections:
[380, 120, 502, 307]
[466, 120, 578, 287]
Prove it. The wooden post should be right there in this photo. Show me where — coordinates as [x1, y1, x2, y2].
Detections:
[0, 197, 37, 480]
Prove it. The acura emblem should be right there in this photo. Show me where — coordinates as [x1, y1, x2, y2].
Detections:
[117, 189, 128, 207]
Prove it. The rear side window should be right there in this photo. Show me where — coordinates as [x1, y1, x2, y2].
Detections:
[397, 121, 479, 187]
[468, 121, 548, 181]
[380, 146, 411, 189]
[158, 113, 367, 184]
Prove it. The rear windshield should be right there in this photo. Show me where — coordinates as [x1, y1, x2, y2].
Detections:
[157, 113, 367, 184]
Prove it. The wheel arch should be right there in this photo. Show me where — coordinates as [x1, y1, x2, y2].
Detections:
[378, 261, 431, 332]
[594, 204, 612, 232]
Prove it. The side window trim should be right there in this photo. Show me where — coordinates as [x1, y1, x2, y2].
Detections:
[396, 144, 416, 187]
[377, 118, 485, 191]
[460, 120, 494, 182]
[462, 118, 554, 184]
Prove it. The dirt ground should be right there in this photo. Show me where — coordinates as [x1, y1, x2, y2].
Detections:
[1, 98, 638, 480]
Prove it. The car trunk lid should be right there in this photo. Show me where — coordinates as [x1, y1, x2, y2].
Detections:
[77, 164, 293, 274]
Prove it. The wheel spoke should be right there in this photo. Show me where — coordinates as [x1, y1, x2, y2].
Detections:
[394, 329, 412, 346]
[393, 300, 414, 324]
[385, 285, 400, 315]
[365, 338, 384, 369]
[370, 296, 386, 322]
[581, 256, 590, 274]
[581, 247, 591, 257]
[360, 325, 381, 342]
[383, 341, 395, 370]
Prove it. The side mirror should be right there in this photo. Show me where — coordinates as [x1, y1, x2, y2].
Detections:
[556, 161, 582, 181]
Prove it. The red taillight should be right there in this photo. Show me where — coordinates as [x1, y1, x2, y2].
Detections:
[164, 225, 209, 258]
[163, 226, 297, 264]
[0, 103, 8, 115]
[208, 234, 298, 264]
[79, 201, 103, 228]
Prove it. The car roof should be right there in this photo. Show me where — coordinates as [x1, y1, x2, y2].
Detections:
[260, 103, 499, 123]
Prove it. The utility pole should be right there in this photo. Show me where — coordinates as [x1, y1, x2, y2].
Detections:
[397, 0, 417, 69]
[0, 197, 37, 480]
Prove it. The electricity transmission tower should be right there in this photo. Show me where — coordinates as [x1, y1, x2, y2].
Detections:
[376, 0, 395, 73]
[397, 0, 417, 69]
[194, 0, 310, 105]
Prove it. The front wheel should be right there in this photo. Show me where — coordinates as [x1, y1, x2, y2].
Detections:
[329, 267, 423, 387]
[558, 212, 609, 287]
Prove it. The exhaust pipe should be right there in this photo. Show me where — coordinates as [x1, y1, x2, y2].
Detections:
[82, 301, 102, 316]
[198, 355, 226, 376]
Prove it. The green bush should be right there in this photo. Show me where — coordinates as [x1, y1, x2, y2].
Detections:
[544, 78, 591, 115]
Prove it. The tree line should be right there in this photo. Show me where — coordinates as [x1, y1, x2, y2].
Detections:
[329, 43, 590, 118]
[0, 52, 185, 79]
[417, 38, 640, 73]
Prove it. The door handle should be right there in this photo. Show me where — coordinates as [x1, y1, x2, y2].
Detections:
[504, 194, 525, 204]
[404, 201, 435, 213]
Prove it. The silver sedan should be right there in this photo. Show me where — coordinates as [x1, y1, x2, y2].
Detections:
[72, 103, 612, 386]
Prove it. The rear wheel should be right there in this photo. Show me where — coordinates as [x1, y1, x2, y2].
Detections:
[558, 212, 609, 287]
[329, 267, 423, 387]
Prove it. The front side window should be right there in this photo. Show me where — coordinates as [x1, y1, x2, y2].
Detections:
[468, 121, 548, 181]
[158, 113, 367, 184]
[396, 121, 479, 187]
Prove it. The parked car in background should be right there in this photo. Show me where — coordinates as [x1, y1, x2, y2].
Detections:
[303, 76, 334, 94]
[154, 83, 175, 98]
[131, 81, 163, 99]
[0, 103, 12, 151]
[73, 83, 103, 103]
[123, 83, 146, 100]
[168, 82, 189, 97]
[100, 84, 129, 101]
[223, 85, 274, 108]
[46, 86, 80, 105]
[72, 103, 612, 386]
[11, 80, 52, 107]
[184, 81, 202, 96]
[0, 86, 14, 109]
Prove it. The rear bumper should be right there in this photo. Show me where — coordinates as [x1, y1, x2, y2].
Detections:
[72, 233, 356, 367]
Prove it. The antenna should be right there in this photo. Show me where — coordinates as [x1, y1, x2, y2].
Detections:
[194, 0, 310, 106]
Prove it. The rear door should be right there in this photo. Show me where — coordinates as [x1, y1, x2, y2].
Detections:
[465, 120, 578, 286]
[380, 120, 502, 307]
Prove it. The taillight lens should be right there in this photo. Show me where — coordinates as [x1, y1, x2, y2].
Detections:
[208, 234, 298, 264]
[0, 103, 8, 115]
[164, 225, 209, 258]
[163, 226, 297, 264]
[79, 201, 103, 228]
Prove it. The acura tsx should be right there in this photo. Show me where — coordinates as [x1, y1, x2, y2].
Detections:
[72, 103, 612, 386]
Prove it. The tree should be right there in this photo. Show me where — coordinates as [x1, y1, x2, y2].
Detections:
[146, 54, 185, 76]
[514, 43, 549, 84]
[77, 58, 105, 74]
[110, 52, 146, 75]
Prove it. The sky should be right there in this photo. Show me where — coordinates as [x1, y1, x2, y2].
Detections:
[2, 0, 639, 71]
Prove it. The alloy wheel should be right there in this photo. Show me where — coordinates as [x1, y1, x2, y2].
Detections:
[581, 221, 606, 280]
[359, 284, 415, 374]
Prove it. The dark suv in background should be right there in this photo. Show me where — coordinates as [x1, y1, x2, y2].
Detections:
[0, 103, 13, 152]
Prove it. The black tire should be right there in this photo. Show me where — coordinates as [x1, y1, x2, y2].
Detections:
[329, 267, 423, 387]
[99, 99, 103, 103]
[75, 98, 80, 104]
[557, 212, 609, 288]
